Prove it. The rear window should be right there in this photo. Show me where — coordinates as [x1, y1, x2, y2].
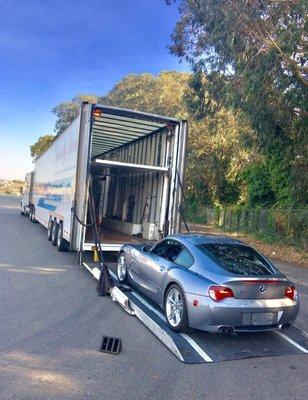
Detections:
[196, 243, 274, 276]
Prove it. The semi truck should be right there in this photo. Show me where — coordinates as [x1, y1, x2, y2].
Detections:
[20, 171, 34, 215]
[24, 103, 188, 259]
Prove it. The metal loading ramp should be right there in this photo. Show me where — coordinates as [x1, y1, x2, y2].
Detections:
[82, 256, 308, 364]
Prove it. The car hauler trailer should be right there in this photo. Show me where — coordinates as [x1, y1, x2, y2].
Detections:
[30, 102, 188, 254]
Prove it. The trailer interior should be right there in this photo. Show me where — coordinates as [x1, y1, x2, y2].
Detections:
[82, 105, 186, 251]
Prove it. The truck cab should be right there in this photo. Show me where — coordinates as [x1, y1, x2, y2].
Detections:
[20, 171, 34, 216]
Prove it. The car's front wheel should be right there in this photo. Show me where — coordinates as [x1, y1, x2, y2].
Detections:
[164, 284, 188, 332]
[117, 254, 127, 283]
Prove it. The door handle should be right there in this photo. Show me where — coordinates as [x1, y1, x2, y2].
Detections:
[160, 266, 166, 272]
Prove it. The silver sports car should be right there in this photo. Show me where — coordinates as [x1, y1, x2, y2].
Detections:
[117, 235, 299, 333]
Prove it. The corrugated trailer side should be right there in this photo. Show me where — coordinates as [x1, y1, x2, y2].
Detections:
[31, 116, 81, 244]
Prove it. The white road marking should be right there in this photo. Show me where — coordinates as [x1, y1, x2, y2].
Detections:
[275, 331, 308, 354]
[82, 262, 101, 280]
[180, 333, 213, 362]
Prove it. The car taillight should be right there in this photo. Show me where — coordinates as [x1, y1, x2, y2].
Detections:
[209, 285, 234, 301]
[285, 285, 296, 300]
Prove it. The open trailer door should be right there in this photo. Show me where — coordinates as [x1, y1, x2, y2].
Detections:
[74, 103, 187, 252]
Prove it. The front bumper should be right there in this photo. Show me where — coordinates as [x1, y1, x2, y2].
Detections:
[186, 292, 300, 333]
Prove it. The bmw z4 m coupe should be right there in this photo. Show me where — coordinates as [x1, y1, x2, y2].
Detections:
[117, 235, 299, 333]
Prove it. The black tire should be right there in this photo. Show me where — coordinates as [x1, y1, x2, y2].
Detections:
[57, 222, 68, 251]
[117, 253, 127, 283]
[51, 220, 58, 246]
[20, 203, 25, 215]
[30, 206, 37, 223]
[47, 217, 53, 241]
[164, 284, 188, 332]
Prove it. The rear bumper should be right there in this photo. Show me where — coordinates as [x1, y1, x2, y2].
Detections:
[186, 293, 300, 333]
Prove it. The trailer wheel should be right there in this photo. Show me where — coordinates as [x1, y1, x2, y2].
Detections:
[20, 203, 25, 215]
[57, 222, 68, 252]
[30, 206, 37, 223]
[51, 220, 58, 246]
[47, 217, 53, 241]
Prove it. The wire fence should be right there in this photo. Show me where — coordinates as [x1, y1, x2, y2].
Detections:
[183, 205, 308, 249]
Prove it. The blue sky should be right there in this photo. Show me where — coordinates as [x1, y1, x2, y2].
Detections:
[0, 0, 188, 179]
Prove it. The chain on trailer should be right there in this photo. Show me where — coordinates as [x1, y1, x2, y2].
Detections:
[73, 175, 111, 296]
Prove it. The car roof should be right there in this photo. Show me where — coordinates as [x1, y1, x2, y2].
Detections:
[166, 233, 246, 246]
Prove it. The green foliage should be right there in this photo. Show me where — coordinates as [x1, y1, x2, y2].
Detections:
[167, 0, 308, 206]
[52, 94, 98, 135]
[30, 134, 55, 159]
[242, 163, 276, 207]
[99, 71, 190, 118]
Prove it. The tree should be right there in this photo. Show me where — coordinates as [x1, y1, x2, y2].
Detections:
[30, 134, 55, 159]
[100, 71, 190, 118]
[167, 0, 308, 206]
[52, 94, 99, 135]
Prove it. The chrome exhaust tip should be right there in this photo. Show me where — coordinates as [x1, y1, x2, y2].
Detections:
[279, 323, 291, 330]
[218, 326, 235, 335]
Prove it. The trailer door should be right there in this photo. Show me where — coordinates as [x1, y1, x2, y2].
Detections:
[168, 120, 188, 235]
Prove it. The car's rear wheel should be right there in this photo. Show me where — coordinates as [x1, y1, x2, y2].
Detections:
[51, 220, 58, 246]
[117, 253, 127, 283]
[164, 284, 188, 332]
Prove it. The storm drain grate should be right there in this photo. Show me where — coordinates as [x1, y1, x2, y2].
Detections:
[100, 335, 122, 355]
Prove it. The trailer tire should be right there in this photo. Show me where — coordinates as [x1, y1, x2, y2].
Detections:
[57, 222, 68, 252]
[29, 206, 37, 223]
[47, 217, 53, 241]
[20, 203, 25, 215]
[51, 220, 58, 246]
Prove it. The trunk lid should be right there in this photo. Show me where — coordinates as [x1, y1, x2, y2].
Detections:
[224, 278, 289, 299]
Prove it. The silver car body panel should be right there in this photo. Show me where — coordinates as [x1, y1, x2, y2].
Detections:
[119, 235, 299, 332]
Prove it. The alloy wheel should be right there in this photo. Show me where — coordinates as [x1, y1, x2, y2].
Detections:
[166, 288, 184, 327]
[117, 255, 126, 282]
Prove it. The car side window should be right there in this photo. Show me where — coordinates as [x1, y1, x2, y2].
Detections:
[152, 240, 182, 262]
[174, 247, 194, 268]
[152, 240, 172, 258]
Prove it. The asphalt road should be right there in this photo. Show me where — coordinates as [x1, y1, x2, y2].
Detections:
[0, 195, 307, 400]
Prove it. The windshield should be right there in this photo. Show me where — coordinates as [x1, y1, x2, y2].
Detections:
[196, 243, 275, 276]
